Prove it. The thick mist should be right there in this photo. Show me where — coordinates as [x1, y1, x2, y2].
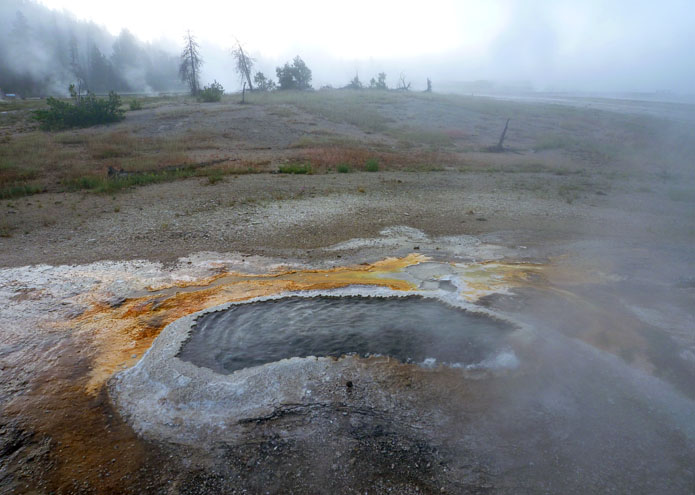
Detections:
[0, 0, 183, 96]
[3, 0, 694, 97]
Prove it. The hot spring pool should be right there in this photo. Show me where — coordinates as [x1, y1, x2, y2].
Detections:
[177, 295, 514, 373]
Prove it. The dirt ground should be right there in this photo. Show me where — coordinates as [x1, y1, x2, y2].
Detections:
[1, 92, 694, 494]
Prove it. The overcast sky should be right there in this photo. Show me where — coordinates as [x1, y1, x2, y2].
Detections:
[37, 0, 695, 93]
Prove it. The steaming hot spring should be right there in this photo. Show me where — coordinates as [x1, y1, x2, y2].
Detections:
[109, 286, 522, 446]
[102, 254, 695, 492]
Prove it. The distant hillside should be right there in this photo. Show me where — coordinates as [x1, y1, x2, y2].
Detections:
[0, 0, 184, 97]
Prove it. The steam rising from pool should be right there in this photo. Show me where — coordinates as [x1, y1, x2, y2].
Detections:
[177, 296, 515, 374]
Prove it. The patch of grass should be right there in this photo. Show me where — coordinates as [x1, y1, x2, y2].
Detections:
[0, 183, 42, 199]
[0, 99, 47, 112]
[206, 170, 225, 184]
[337, 164, 350, 173]
[54, 133, 90, 145]
[278, 163, 312, 174]
[388, 127, 454, 149]
[442, 128, 468, 139]
[0, 160, 39, 182]
[668, 188, 695, 203]
[407, 164, 445, 172]
[290, 134, 366, 149]
[155, 107, 192, 120]
[0, 127, 214, 198]
[365, 158, 379, 172]
[0, 220, 14, 237]
[296, 146, 459, 173]
[177, 128, 220, 150]
[91, 145, 132, 159]
[534, 134, 576, 151]
[63, 167, 200, 193]
[558, 184, 583, 204]
[249, 90, 392, 133]
[533, 133, 618, 164]
[267, 106, 297, 118]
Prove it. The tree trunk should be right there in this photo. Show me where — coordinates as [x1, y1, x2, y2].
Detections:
[238, 44, 253, 91]
[188, 35, 197, 95]
[495, 118, 510, 150]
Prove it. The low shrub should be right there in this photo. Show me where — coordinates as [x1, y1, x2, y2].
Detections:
[206, 170, 225, 184]
[278, 163, 312, 174]
[365, 158, 379, 172]
[198, 80, 224, 102]
[34, 87, 125, 130]
[129, 99, 143, 111]
[337, 164, 350, 173]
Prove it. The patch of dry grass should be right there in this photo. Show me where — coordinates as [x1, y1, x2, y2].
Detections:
[290, 134, 368, 149]
[0, 129, 204, 197]
[249, 90, 394, 133]
[387, 127, 455, 150]
[3, 89, 692, 199]
[295, 146, 457, 172]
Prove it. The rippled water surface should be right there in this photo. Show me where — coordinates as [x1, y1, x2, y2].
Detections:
[177, 296, 514, 373]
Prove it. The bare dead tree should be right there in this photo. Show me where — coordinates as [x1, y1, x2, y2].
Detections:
[232, 40, 254, 91]
[179, 30, 202, 95]
[488, 118, 510, 152]
[397, 72, 411, 91]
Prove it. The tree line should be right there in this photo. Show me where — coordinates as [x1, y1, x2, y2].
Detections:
[180, 31, 425, 96]
[0, 1, 429, 98]
[179, 32, 315, 96]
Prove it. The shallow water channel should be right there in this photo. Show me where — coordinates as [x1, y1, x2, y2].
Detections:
[177, 295, 514, 373]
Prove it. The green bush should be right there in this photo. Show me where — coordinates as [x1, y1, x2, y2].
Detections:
[129, 99, 143, 111]
[34, 89, 125, 130]
[337, 164, 350, 173]
[278, 163, 312, 174]
[198, 80, 224, 102]
[365, 158, 379, 172]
